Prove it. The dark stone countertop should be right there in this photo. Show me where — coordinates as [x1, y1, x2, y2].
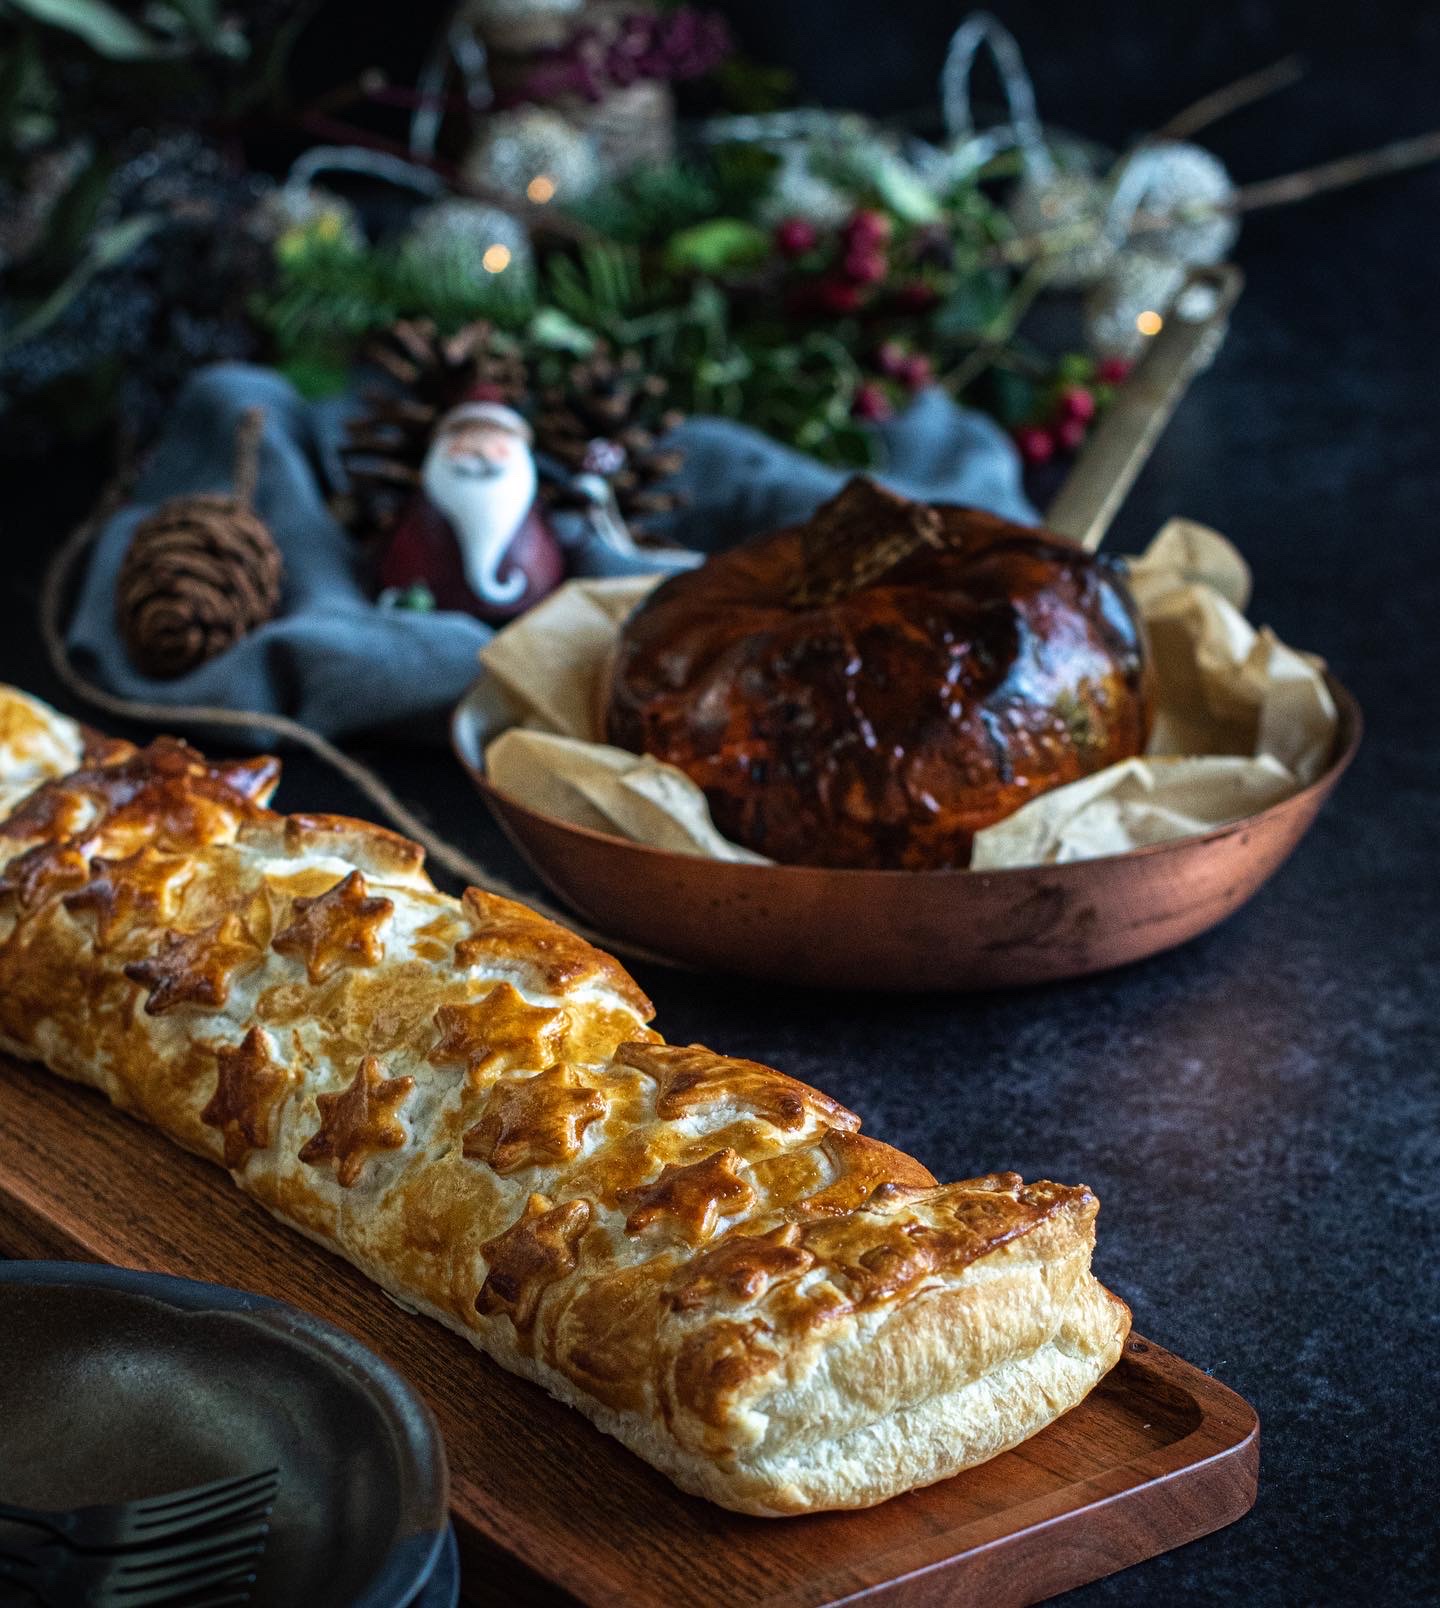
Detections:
[2, 7, 1436, 1603]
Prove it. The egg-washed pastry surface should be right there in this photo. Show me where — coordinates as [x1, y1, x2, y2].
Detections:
[0, 684, 1130, 1515]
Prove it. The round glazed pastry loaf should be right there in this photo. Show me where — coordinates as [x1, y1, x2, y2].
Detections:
[0, 684, 1130, 1516]
[605, 478, 1153, 869]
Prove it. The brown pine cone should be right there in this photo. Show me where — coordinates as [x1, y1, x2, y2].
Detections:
[117, 494, 283, 679]
[534, 347, 686, 527]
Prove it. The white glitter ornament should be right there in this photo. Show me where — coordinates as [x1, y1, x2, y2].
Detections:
[463, 108, 599, 206]
[402, 199, 534, 291]
[1111, 140, 1239, 267]
[1084, 252, 1189, 359]
[1006, 169, 1119, 289]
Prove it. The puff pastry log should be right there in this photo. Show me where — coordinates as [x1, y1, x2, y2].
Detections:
[0, 685, 1130, 1516]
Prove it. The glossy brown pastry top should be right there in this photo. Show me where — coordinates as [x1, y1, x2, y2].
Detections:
[604, 478, 1154, 869]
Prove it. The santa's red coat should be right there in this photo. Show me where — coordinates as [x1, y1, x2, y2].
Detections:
[378, 496, 565, 622]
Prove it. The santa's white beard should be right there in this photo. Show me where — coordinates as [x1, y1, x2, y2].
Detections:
[422, 445, 538, 606]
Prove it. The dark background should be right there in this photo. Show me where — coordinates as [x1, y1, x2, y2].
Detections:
[4, 2, 1439, 1604]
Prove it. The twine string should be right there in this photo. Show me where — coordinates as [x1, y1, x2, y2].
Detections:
[230, 407, 265, 510]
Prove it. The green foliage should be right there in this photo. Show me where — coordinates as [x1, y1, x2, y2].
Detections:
[662, 218, 769, 275]
[567, 163, 724, 245]
[255, 234, 535, 388]
[0, 0, 288, 181]
[249, 129, 1074, 464]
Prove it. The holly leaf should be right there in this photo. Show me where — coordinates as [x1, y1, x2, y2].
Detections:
[933, 269, 1011, 338]
[988, 367, 1038, 427]
[663, 218, 769, 275]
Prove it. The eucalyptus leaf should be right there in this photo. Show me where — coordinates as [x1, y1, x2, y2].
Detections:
[6, 0, 165, 59]
[1, 213, 159, 352]
[663, 218, 769, 275]
[527, 306, 597, 355]
[865, 154, 943, 225]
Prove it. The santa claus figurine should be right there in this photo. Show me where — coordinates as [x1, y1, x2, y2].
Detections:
[378, 399, 565, 621]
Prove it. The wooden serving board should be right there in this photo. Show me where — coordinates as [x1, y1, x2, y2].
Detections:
[0, 1056, 1258, 1607]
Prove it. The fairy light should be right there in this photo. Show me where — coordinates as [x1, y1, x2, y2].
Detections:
[526, 174, 556, 204]
[1136, 309, 1164, 337]
[482, 244, 513, 274]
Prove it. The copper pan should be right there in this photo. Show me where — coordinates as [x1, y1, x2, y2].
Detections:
[451, 677, 1360, 993]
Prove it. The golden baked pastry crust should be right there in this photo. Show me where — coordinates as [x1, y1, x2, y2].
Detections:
[0, 684, 1131, 1516]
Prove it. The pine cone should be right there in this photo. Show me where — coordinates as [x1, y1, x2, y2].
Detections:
[534, 346, 686, 528]
[117, 494, 283, 679]
[340, 319, 529, 541]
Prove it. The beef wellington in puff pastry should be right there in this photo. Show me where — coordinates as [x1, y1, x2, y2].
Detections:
[0, 685, 1130, 1516]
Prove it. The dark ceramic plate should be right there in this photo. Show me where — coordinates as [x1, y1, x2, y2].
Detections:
[0, 1262, 449, 1608]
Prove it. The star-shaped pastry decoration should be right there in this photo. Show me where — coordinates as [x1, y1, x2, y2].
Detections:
[463, 1066, 607, 1175]
[0, 840, 91, 911]
[616, 1148, 755, 1244]
[62, 848, 191, 946]
[429, 983, 569, 1088]
[201, 1026, 296, 1169]
[476, 1193, 592, 1331]
[794, 1130, 937, 1218]
[617, 1042, 860, 1135]
[271, 869, 394, 983]
[298, 1054, 414, 1187]
[455, 887, 654, 1019]
[666, 1223, 815, 1312]
[123, 914, 260, 1015]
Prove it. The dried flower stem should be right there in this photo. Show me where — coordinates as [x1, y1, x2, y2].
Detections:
[1153, 55, 1306, 142]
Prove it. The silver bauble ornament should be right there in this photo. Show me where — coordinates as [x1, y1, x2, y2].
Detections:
[1113, 140, 1238, 267]
[1006, 169, 1119, 289]
[1084, 252, 1189, 359]
[403, 199, 534, 291]
[463, 108, 599, 206]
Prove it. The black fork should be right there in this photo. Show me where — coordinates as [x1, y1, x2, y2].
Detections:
[0, 1516, 271, 1605]
[0, 1469, 278, 1553]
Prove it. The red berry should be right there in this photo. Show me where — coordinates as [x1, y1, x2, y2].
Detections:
[900, 353, 933, 391]
[892, 280, 939, 313]
[1096, 356, 1132, 385]
[1054, 415, 1088, 453]
[1013, 425, 1055, 466]
[851, 382, 894, 422]
[1057, 384, 1096, 423]
[874, 340, 908, 377]
[773, 216, 818, 258]
[817, 276, 862, 315]
[842, 246, 887, 285]
[844, 208, 893, 248]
